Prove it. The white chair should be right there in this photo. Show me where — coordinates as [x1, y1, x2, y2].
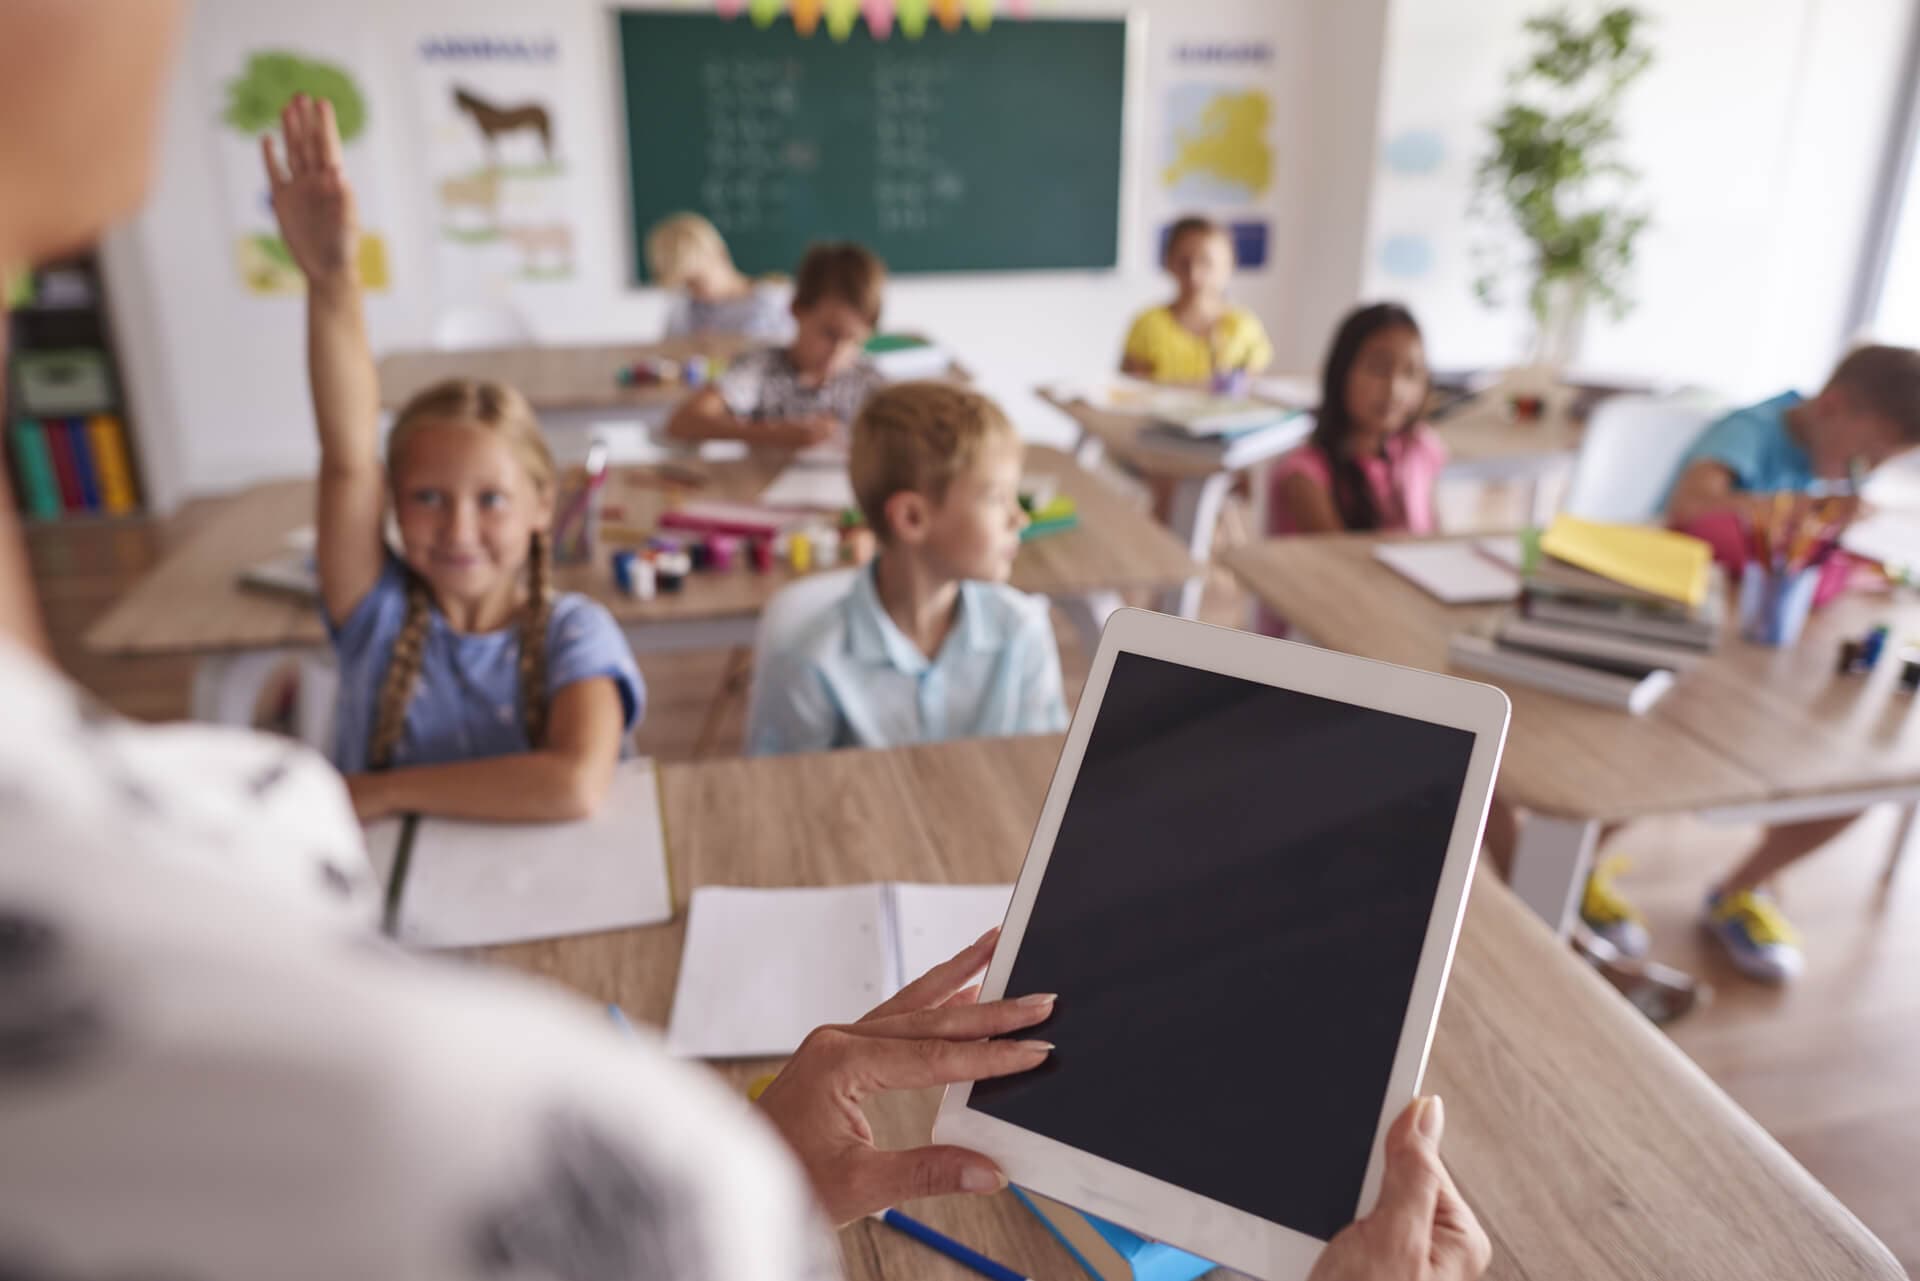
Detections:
[742, 568, 860, 753]
[1560, 395, 1719, 523]
[432, 304, 534, 352]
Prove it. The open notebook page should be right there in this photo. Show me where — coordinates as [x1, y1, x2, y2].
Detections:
[666, 883, 1014, 1060]
[666, 885, 891, 1060]
[393, 758, 671, 949]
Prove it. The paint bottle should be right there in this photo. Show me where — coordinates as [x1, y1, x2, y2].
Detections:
[790, 531, 813, 573]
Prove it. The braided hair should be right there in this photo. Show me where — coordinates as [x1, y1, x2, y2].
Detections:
[366, 379, 555, 770]
[1310, 303, 1428, 531]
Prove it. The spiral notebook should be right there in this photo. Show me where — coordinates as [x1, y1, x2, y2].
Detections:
[665, 882, 1014, 1060]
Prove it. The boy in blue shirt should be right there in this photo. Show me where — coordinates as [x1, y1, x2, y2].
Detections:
[1586, 345, 1920, 983]
[750, 383, 1069, 754]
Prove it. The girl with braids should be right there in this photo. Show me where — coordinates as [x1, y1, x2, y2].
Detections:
[265, 95, 642, 822]
[1267, 303, 1447, 537]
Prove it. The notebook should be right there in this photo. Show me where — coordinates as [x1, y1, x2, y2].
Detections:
[1374, 541, 1522, 604]
[1448, 631, 1674, 714]
[361, 758, 672, 949]
[665, 882, 1014, 1059]
[1538, 515, 1711, 607]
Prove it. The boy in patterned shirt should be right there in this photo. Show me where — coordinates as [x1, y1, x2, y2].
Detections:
[667, 242, 886, 450]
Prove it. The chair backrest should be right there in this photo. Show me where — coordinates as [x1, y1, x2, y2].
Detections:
[1561, 395, 1720, 524]
[743, 568, 860, 752]
[432, 304, 534, 352]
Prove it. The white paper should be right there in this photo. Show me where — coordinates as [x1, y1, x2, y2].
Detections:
[1473, 536, 1527, 571]
[667, 885, 891, 1060]
[759, 462, 856, 512]
[1374, 541, 1521, 605]
[666, 882, 1014, 1060]
[392, 758, 672, 949]
[1843, 510, 1920, 570]
[889, 883, 1014, 989]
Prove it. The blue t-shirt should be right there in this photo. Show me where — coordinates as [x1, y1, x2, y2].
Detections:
[327, 556, 644, 773]
[1662, 391, 1814, 508]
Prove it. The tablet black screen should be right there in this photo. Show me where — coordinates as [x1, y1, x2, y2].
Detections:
[969, 651, 1476, 1241]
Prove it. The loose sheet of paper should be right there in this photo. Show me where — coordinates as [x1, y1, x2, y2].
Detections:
[393, 758, 672, 949]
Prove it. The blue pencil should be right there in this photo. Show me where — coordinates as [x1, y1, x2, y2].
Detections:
[606, 1003, 636, 1036]
[870, 1208, 1031, 1281]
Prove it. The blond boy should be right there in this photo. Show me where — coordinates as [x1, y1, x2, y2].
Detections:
[750, 383, 1068, 753]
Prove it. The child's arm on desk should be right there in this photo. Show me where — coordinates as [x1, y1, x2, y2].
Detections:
[264, 94, 385, 630]
[345, 678, 625, 823]
[664, 387, 838, 450]
[1666, 459, 1862, 528]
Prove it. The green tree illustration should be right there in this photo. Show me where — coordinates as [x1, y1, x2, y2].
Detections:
[221, 51, 368, 140]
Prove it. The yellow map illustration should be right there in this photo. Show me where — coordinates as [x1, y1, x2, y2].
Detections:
[1163, 90, 1272, 196]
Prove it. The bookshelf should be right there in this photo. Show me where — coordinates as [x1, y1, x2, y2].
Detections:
[4, 252, 146, 521]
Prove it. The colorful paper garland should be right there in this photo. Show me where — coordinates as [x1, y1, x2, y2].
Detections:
[717, 0, 1034, 37]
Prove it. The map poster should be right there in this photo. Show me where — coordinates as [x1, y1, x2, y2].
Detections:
[1152, 38, 1276, 270]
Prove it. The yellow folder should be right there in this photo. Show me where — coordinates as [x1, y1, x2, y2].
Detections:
[1538, 514, 1711, 607]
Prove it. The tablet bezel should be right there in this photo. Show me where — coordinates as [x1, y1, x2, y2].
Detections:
[933, 608, 1510, 1280]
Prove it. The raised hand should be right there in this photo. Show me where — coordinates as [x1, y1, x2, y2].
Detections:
[261, 93, 358, 283]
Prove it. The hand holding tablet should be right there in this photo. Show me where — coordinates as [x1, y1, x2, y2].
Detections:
[935, 609, 1511, 1279]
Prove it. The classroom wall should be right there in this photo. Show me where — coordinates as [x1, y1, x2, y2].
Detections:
[1358, 0, 1915, 401]
[106, 0, 1386, 513]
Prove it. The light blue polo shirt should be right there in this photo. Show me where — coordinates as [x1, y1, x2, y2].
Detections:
[749, 563, 1069, 755]
[1661, 391, 1814, 508]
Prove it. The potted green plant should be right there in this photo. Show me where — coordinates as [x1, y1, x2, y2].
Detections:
[1473, 5, 1653, 369]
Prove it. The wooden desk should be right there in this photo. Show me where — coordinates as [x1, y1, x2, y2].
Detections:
[489, 736, 1904, 1281]
[1042, 383, 1583, 618]
[84, 446, 1195, 725]
[1224, 534, 1920, 931]
[376, 335, 755, 426]
[1040, 385, 1312, 619]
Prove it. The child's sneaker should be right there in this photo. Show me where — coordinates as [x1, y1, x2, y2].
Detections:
[1580, 855, 1650, 958]
[1701, 888, 1805, 983]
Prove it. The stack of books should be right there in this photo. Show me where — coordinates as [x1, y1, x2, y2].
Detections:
[1447, 516, 1720, 715]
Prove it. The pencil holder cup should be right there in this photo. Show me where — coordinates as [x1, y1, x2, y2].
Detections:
[1739, 562, 1819, 647]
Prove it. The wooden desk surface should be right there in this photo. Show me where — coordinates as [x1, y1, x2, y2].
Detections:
[1223, 534, 1920, 820]
[1431, 392, 1583, 468]
[85, 446, 1196, 658]
[1044, 384, 1583, 482]
[376, 335, 755, 413]
[487, 736, 1902, 1281]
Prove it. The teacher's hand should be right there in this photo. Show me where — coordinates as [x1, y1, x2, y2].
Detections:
[1308, 1096, 1492, 1281]
[755, 928, 1055, 1227]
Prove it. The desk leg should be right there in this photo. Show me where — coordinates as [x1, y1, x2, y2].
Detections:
[1057, 591, 1124, 658]
[1511, 814, 1599, 938]
[189, 649, 302, 728]
[1885, 802, 1917, 888]
[1160, 472, 1233, 618]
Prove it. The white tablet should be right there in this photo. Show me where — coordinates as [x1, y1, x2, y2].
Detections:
[933, 609, 1509, 1280]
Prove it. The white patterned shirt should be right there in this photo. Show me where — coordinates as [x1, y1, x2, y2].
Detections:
[0, 642, 836, 1281]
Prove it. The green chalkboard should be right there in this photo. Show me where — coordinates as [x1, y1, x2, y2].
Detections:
[618, 11, 1126, 279]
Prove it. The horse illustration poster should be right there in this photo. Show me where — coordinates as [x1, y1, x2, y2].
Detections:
[208, 27, 393, 296]
[415, 33, 582, 297]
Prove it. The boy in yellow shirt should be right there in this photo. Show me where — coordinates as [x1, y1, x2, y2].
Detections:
[1121, 215, 1272, 385]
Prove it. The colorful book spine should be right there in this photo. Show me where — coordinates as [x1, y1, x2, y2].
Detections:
[43, 419, 82, 512]
[8, 422, 63, 519]
[65, 418, 101, 512]
[86, 414, 138, 514]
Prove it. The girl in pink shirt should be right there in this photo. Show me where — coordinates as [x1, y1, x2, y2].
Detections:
[1268, 303, 1447, 535]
